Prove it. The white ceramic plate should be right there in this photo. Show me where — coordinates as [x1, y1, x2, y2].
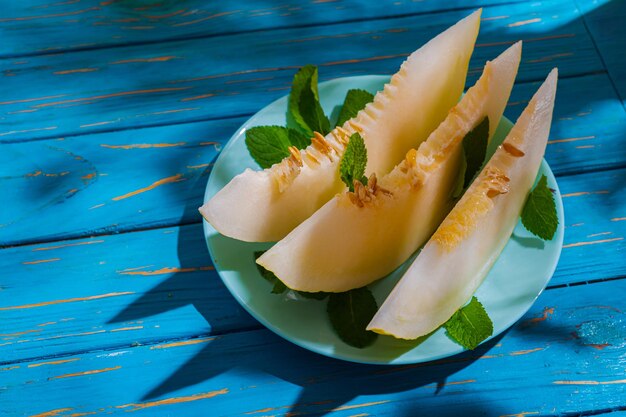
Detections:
[202, 75, 564, 365]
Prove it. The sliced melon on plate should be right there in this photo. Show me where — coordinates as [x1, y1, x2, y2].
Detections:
[257, 42, 522, 292]
[200, 10, 481, 242]
[367, 69, 558, 340]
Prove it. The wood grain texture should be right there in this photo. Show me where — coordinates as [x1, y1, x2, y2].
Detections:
[1, 167, 624, 362]
[2, 278, 625, 416]
[1, 73, 624, 246]
[0, 224, 258, 364]
[0, 0, 603, 142]
[0, 0, 521, 58]
[576, 0, 626, 107]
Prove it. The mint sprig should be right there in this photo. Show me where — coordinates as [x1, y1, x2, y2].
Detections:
[444, 296, 493, 350]
[453, 116, 490, 198]
[288, 65, 330, 137]
[327, 287, 378, 348]
[521, 175, 558, 240]
[340, 133, 368, 192]
[245, 126, 310, 169]
[254, 251, 287, 294]
[336, 89, 374, 127]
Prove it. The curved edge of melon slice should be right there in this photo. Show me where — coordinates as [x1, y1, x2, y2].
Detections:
[200, 10, 481, 242]
[257, 44, 522, 292]
[367, 69, 558, 340]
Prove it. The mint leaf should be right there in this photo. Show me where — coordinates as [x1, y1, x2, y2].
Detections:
[336, 89, 374, 127]
[297, 291, 329, 300]
[254, 251, 287, 294]
[245, 126, 310, 169]
[327, 287, 378, 348]
[340, 133, 368, 192]
[521, 175, 558, 240]
[451, 150, 468, 199]
[444, 297, 493, 350]
[288, 65, 330, 137]
[462, 116, 490, 188]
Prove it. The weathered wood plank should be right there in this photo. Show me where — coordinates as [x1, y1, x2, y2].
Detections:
[0, 0, 603, 141]
[0, 224, 259, 364]
[0, 167, 624, 363]
[0, 74, 623, 246]
[0, 0, 520, 58]
[576, 0, 626, 106]
[2, 278, 625, 416]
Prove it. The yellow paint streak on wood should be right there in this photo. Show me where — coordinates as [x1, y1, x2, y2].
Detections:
[481, 15, 509, 21]
[34, 240, 104, 251]
[34, 87, 190, 108]
[576, 145, 594, 149]
[588, 232, 612, 238]
[111, 56, 179, 64]
[151, 337, 216, 350]
[563, 237, 623, 248]
[29, 408, 74, 417]
[509, 347, 544, 356]
[151, 107, 199, 115]
[35, 330, 106, 341]
[476, 33, 574, 48]
[173, 11, 238, 27]
[561, 190, 608, 198]
[80, 120, 117, 128]
[0, 329, 42, 337]
[322, 53, 408, 67]
[548, 135, 594, 144]
[0, 94, 66, 106]
[0, 126, 57, 137]
[22, 258, 61, 265]
[180, 93, 216, 102]
[0, 292, 134, 311]
[112, 174, 184, 201]
[101, 142, 185, 149]
[0, 366, 20, 371]
[527, 52, 574, 64]
[187, 163, 212, 169]
[500, 412, 539, 417]
[110, 326, 143, 332]
[349, 414, 369, 417]
[54, 68, 99, 75]
[119, 266, 213, 275]
[330, 401, 390, 412]
[69, 413, 97, 417]
[49, 366, 121, 380]
[554, 379, 626, 385]
[611, 217, 626, 222]
[508, 18, 541, 27]
[38, 321, 57, 326]
[0, 6, 98, 22]
[28, 358, 80, 368]
[116, 388, 229, 410]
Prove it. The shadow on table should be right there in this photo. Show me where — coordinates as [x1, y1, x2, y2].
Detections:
[104, 1, 625, 413]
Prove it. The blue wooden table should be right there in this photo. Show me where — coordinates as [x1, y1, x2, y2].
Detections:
[2, 0, 625, 415]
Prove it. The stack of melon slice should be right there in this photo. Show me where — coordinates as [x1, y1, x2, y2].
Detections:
[201, 9, 481, 242]
[201, 10, 558, 343]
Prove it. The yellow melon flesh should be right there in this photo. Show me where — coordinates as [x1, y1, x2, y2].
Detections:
[257, 43, 522, 292]
[200, 10, 481, 242]
[367, 69, 558, 339]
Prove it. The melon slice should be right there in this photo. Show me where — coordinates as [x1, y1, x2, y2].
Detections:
[367, 69, 558, 339]
[200, 10, 481, 242]
[257, 42, 522, 293]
